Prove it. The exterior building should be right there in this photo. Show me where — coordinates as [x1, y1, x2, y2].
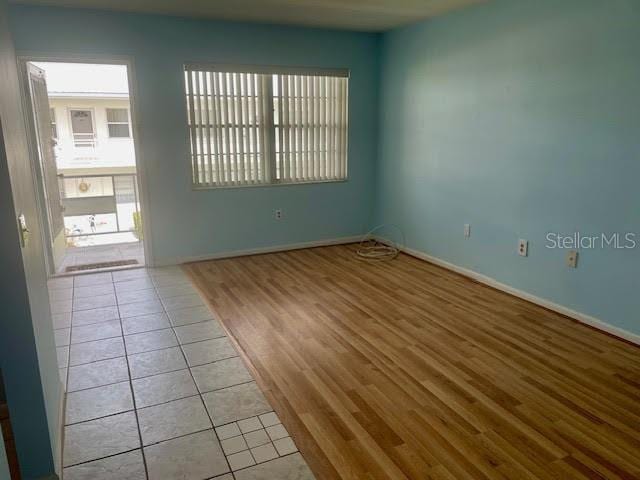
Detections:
[37, 62, 142, 250]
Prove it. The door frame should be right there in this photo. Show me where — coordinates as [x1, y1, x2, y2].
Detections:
[17, 54, 155, 273]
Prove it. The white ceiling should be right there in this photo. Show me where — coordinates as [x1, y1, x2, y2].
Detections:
[9, 0, 486, 31]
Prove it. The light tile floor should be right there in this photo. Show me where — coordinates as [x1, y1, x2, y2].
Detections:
[49, 267, 315, 480]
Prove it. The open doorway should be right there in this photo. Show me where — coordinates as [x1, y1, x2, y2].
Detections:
[21, 61, 146, 274]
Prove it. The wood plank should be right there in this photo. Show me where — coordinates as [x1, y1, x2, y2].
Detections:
[185, 244, 640, 480]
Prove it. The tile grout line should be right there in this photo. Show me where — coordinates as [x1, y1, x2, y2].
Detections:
[66, 366, 253, 396]
[61, 269, 302, 478]
[114, 274, 151, 480]
[151, 272, 238, 479]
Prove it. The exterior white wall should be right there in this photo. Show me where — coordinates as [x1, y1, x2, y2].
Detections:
[50, 96, 136, 173]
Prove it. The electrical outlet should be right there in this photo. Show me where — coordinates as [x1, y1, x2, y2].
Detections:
[274, 209, 283, 220]
[566, 250, 578, 268]
[518, 239, 528, 257]
[464, 224, 471, 238]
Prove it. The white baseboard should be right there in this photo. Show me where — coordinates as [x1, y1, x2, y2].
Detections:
[156, 235, 363, 266]
[394, 242, 640, 346]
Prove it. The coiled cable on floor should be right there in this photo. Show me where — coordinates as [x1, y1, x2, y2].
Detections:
[356, 224, 405, 262]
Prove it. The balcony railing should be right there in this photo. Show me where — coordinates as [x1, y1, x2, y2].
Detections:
[59, 173, 141, 244]
[72, 132, 97, 148]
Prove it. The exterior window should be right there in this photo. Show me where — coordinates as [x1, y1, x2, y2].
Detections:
[184, 65, 349, 188]
[106, 108, 131, 138]
[50, 107, 57, 139]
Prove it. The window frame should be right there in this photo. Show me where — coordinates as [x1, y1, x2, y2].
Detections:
[183, 63, 349, 190]
[50, 107, 57, 140]
[106, 107, 131, 139]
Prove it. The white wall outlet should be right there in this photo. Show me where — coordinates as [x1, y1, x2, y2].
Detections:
[464, 224, 471, 238]
[518, 239, 528, 257]
[566, 250, 578, 268]
[274, 209, 283, 220]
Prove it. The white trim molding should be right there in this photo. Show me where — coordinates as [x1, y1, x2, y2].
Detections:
[392, 242, 640, 346]
[159, 235, 363, 266]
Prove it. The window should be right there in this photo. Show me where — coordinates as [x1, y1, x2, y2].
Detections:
[106, 108, 131, 138]
[50, 107, 57, 139]
[184, 64, 349, 188]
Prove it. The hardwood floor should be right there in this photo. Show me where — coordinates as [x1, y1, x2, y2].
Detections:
[184, 245, 640, 480]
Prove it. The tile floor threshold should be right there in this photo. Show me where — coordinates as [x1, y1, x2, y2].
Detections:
[50, 267, 316, 480]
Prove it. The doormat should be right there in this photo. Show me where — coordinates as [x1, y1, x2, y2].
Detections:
[66, 259, 139, 272]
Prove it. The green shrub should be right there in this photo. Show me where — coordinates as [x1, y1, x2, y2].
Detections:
[132, 211, 143, 240]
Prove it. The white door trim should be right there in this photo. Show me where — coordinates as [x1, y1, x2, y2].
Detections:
[17, 54, 155, 269]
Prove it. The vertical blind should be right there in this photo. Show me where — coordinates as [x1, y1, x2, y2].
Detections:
[184, 65, 349, 188]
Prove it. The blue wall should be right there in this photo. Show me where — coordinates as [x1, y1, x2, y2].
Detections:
[9, 5, 379, 264]
[377, 0, 639, 335]
[1, 0, 60, 477]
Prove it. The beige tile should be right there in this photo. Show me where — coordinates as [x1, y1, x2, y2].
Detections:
[273, 437, 298, 456]
[174, 320, 225, 344]
[73, 283, 115, 299]
[244, 429, 270, 449]
[167, 305, 214, 326]
[161, 294, 204, 311]
[125, 329, 178, 354]
[132, 369, 197, 408]
[266, 424, 289, 441]
[151, 273, 190, 287]
[67, 357, 129, 392]
[128, 347, 186, 379]
[121, 312, 170, 335]
[72, 306, 119, 327]
[258, 412, 280, 428]
[114, 277, 155, 293]
[63, 450, 146, 480]
[71, 320, 121, 344]
[57, 346, 69, 368]
[69, 337, 125, 366]
[221, 435, 248, 455]
[51, 299, 73, 314]
[202, 382, 271, 426]
[228, 450, 256, 471]
[53, 312, 72, 329]
[55, 328, 71, 347]
[74, 272, 113, 287]
[155, 283, 197, 298]
[251, 443, 279, 463]
[112, 268, 149, 282]
[191, 357, 252, 393]
[215, 422, 241, 440]
[119, 299, 164, 318]
[144, 429, 229, 480]
[48, 276, 74, 290]
[65, 381, 133, 424]
[116, 288, 158, 306]
[137, 396, 211, 445]
[148, 266, 183, 277]
[182, 337, 237, 367]
[233, 453, 315, 480]
[63, 412, 140, 467]
[238, 417, 263, 434]
[73, 293, 116, 311]
[50, 287, 73, 302]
